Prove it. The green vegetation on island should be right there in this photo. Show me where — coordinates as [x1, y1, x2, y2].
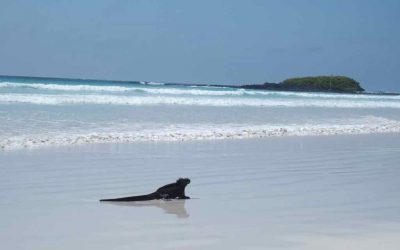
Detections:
[282, 76, 364, 92]
[242, 76, 365, 93]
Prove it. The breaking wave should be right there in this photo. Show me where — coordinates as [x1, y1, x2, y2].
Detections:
[0, 82, 245, 96]
[1, 81, 400, 100]
[0, 82, 132, 92]
[1, 93, 400, 108]
[2, 117, 400, 150]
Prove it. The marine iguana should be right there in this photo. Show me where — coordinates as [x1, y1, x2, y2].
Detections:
[100, 178, 191, 202]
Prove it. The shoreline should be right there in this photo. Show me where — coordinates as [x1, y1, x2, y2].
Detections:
[3, 131, 400, 154]
[0, 128, 400, 154]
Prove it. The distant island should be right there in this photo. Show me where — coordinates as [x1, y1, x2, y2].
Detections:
[240, 76, 365, 93]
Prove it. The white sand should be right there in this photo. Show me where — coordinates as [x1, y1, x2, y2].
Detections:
[1, 134, 400, 249]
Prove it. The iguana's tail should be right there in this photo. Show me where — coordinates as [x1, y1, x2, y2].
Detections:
[100, 192, 158, 202]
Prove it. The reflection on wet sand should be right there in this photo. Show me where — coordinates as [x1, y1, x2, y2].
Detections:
[102, 199, 189, 218]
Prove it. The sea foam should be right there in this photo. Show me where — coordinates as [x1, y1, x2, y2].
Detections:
[1, 93, 400, 108]
[2, 117, 400, 150]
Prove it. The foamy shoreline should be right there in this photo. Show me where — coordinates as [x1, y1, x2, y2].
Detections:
[2, 118, 400, 151]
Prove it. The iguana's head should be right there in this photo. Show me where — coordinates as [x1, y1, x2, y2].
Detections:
[177, 178, 191, 186]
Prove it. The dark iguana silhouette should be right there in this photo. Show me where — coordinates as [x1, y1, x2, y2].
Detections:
[100, 178, 191, 202]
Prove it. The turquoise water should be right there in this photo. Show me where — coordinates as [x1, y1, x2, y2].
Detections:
[1, 75, 400, 150]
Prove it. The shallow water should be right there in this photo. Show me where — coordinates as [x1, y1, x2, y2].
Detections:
[1, 134, 399, 249]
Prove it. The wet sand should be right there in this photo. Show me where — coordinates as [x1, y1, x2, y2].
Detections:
[1, 134, 400, 249]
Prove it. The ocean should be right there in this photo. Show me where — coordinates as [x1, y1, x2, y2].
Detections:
[1, 75, 400, 249]
[1, 75, 400, 151]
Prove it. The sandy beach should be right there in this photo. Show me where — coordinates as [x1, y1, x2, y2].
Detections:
[1, 133, 399, 249]
[2, 1, 400, 249]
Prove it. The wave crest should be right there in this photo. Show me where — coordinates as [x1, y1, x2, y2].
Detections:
[2, 81, 400, 100]
[1, 93, 400, 108]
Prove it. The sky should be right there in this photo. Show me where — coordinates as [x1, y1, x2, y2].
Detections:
[0, 0, 399, 91]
